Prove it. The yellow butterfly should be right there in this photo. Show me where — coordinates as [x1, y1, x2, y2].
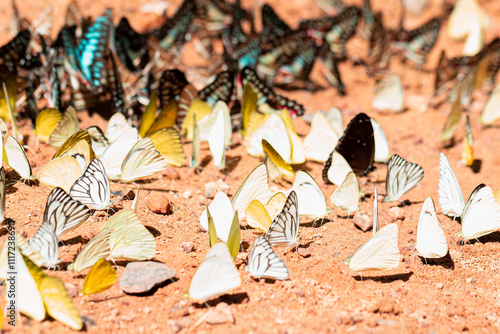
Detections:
[35, 108, 62, 142]
[82, 258, 116, 295]
[245, 192, 287, 232]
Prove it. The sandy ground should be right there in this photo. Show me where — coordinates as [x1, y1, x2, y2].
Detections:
[1, 0, 500, 333]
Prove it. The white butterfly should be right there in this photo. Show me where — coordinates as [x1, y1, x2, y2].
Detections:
[27, 220, 59, 268]
[100, 127, 139, 179]
[372, 74, 405, 113]
[119, 137, 168, 182]
[4, 136, 35, 181]
[69, 159, 111, 210]
[288, 171, 328, 219]
[208, 104, 229, 169]
[371, 118, 391, 163]
[87, 125, 110, 157]
[344, 223, 400, 272]
[106, 112, 134, 143]
[480, 83, 500, 126]
[246, 236, 289, 280]
[459, 184, 500, 241]
[303, 112, 340, 163]
[438, 153, 465, 218]
[323, 151, 353, 186]
[331, 171, 360, 214]
[188, 243, 241, 302]
[246, 113, 292, 163]
[200, 192, 236, 243]
[416, 197, 448, 259]
[43, 187, 92, 237]
[266, 191, 300, 248]
[385, 154, 424, 202]
[231, 164, 274, 221]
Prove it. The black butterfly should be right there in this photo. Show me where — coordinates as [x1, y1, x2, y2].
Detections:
[322, 113, 375, 183]
[260, 4, 293, 53]
[159, 69, 188, 108]
[392, 18, 441, 65]
[318, 43, 345, 95]
[198, 71, 235, 107]
[152, 0, 195, 51]
[240, 66, 305, 117]
[115, 17, 149, 72]
[0, 30, 31, 68]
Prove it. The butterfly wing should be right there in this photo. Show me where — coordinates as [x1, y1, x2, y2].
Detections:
[438, 153, 465, 217]
[416, 197, 448, 259]
[460, 184, 500, 240]
[188, 243, 241, 302]
[266, 191, 299, 247]
[331, 171, 359, 214]
[385, 154, 424, 202]
[69, 158, 110, 210]
[246, 236, 289, 280]
[344, 223, 399, 272]
[289, 171, 328, 219]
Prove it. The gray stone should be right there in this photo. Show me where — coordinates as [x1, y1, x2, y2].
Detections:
[120, 262, 176, 294]
[205, 303, 234, 325]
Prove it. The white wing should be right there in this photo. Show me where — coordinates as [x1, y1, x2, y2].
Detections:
[325, 151, 353, 186]
[416, 197, 448, 258]
[106, 112, 133, 142]
[189, 243, 241, 302]
[438, 153, 465, 217]
[27, 221, 59, 268]
[371, 118, 391, 163]
[373, 187, 379, 235]
[13, 249, 45, 320]
[385, 154, 424, 202]
[100, 127, 139, 179]
[200, 192, 236, 242]
[44, 187, 91, 236]
[48, 106, 79, 148]
[344, 223, 400, 272]
[246, 236, 289, 280]
[372, 74, 405, 113]
[266, 191, 299, 247]
[326, 107, 344, 137]
[87, 126, 110, 157]
[4, 136, 34, 181]
[247, 113, 292, 162]
[288, 170, 328, 219]
[331, 171, 359, 214]
[460, 184, 500, 240]
[208, 106, 227, 169]
[120, 137, 167, 182]
[303, 113, 339, 162]
[232, 164, 274, 221]
[480, 84, 500, 125]
[69, 158, 111, 210]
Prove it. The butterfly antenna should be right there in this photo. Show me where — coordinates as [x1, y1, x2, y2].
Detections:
[37, 147, 47, 160]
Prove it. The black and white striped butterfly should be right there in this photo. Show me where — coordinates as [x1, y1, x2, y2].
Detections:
[44, 187, 91, 236]
[69, 158, 111, 210]
[459, 184, 500, 241]
[266, 190, 299, 247]
[246, 236, 289, 280]
[438, 153, 465, 218]
[384, 154, 424, 202]
[27, 219, 59, 268]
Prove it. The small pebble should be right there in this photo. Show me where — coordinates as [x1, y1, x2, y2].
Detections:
[353, 211, 372, 232]
[181, 242, 195, 253]
[297, 247, 311, 258]
[389, 207, 405, 221]
[64, 283, 80, 298]
[205, 303, 234, 325]
[164, 166, 180, 180]
[205, 180, 230, 198]
[182, 190, 192, 199]
[147, 194, 172, 214]
[120, 262, 176, 294]
[436, 283, 444, 289]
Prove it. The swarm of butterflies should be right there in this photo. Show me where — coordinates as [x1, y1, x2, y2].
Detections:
[1, 0, 500, 330]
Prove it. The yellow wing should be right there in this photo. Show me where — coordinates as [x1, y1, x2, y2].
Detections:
[35, 108, 62, 142]
[82, 259, 116, 295]
[149, 127, 186, 167]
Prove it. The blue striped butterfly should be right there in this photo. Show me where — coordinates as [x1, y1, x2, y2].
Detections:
[198, 71, 235, 107]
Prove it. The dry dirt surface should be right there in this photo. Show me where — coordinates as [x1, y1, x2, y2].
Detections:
[1, 0, 500, 333]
